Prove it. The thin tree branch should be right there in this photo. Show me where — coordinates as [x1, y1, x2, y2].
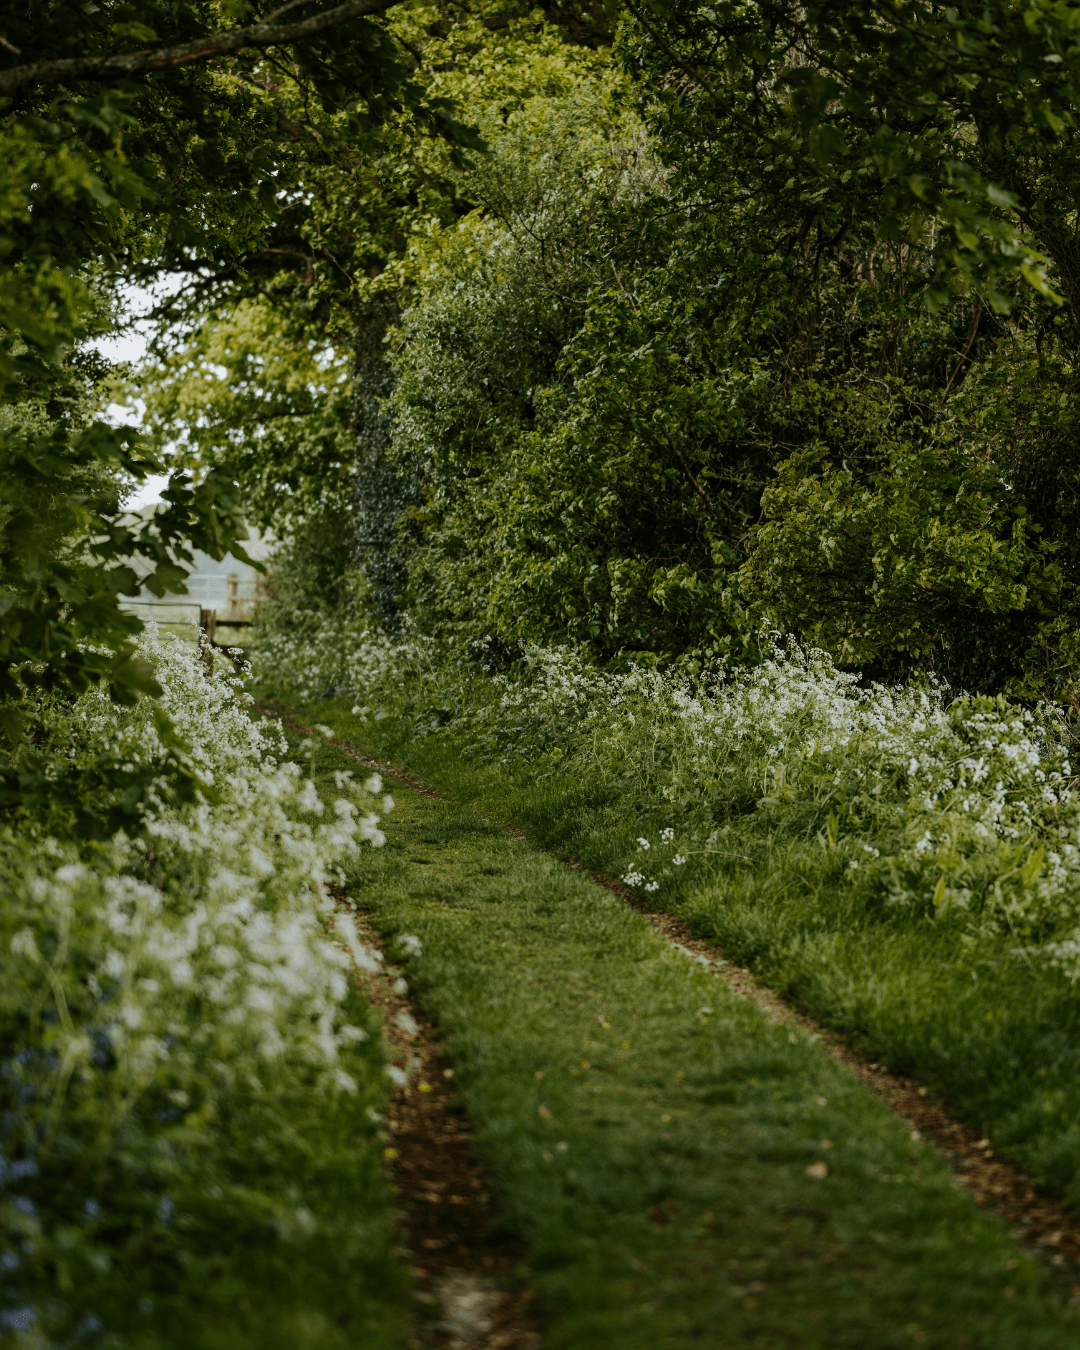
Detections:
[0, 0, 396, 99]
[940, 299, 982, 403]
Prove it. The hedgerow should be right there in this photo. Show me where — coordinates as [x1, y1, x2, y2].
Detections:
[1, 630, 402, 1347]
[255, 627, 1080, 965]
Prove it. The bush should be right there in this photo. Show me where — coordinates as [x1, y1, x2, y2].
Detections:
[1, 630, 402, 1347]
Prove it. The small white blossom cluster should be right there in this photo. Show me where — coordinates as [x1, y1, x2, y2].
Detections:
[1, 627, 392, 1331]
[249, 608, 422, 706]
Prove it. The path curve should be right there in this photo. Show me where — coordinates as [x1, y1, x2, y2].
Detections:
[265, 703, 1080, 1291]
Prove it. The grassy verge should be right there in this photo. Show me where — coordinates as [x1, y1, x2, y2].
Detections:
[137, 991, 410, 1350]
[297, 714, 1079, 1348]
[283, 685, 1080, 1220]
[0, 631, 412, 1350]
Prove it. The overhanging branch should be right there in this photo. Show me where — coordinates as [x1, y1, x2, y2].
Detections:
[0, 0, 396, 100]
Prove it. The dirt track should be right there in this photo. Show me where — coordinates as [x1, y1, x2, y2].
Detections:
[266, 703, 1080, 1318]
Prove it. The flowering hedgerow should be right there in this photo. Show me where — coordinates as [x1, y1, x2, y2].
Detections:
[599, 641, 1080, 964]
[250, 607, 424, 707]
[419, 636, 1080, 965]
[1, 629, 397, 1344]
[513, 639, 1080, 969]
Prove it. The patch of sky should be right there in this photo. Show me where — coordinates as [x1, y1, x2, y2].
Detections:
[94, 274, 187, 510]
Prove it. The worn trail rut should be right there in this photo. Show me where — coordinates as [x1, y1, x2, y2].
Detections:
[332, 887, 540, 1349]
[266, 703, 1080, 1332]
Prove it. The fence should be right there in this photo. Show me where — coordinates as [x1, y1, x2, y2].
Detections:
[120, 572, 267, 650]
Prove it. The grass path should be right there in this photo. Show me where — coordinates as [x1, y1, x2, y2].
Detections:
[332, 887, 542, 1348]
[293, 715, 1080, 1348]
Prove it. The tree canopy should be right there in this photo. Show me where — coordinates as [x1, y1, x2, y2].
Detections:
[36, 0, 1080, 699]
[0, 0, 480, 725]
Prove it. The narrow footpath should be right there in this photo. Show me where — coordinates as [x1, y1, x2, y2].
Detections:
[287, 711, 1080, 1350]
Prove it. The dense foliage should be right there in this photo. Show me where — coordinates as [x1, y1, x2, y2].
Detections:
[0, 0, 494, 754]
[15, 0, 1080, 1328]
[1, 630, 399, 1342]
[154, 0, 1080, 698]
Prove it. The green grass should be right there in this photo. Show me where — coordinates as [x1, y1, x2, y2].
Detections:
[295, 714, 1080, 1348]
[137, 1003, 411, 1350]
[295, 689, 1080, 1216]
[687, 869, 1080, 1203]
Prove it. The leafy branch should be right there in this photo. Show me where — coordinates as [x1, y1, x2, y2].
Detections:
[0, 0, 397, 99]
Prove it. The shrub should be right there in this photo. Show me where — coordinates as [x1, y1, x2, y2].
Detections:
[1, 629, 401, 1347]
